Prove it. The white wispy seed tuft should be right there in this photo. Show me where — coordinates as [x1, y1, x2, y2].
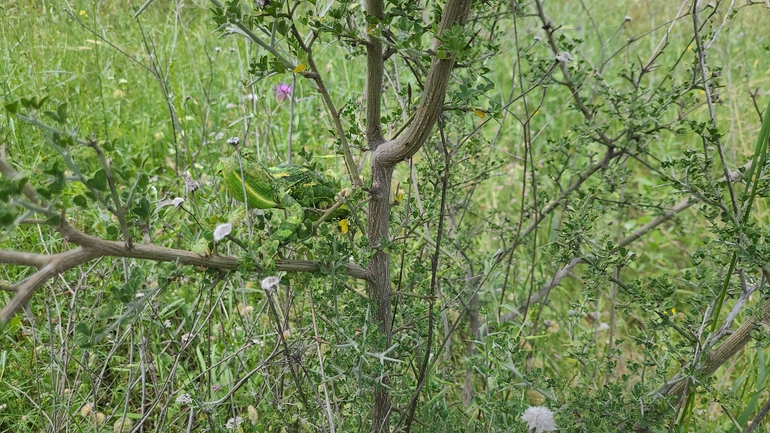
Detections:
[521, 406, 557, 432]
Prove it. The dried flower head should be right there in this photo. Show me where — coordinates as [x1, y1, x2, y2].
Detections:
[114, 417, 133, 433]
[175, 393, 193, 405]
[261, 276, 281, 294]
[214, 223, 232, 242]
[247, 405, 259, 424]
[555, 52, 573, 64]
[225, 416, 244, 430]
[521, 406, 557, 433]
[183, 173, 199, 193]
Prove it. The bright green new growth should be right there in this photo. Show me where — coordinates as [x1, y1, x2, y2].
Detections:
[219, 152, 349, 254]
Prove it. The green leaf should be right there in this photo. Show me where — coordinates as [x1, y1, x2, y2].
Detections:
[45, 214, 61, 226]
[43, 110, 60, 124]
[4, 100, 19, 114]
[271, 57, 286, 74]
[137, 173, 149, 190]
[0, 209, 17, 226]
[88, 168, 108, 191]
[36, 96, 49, 109]
[132, 197, 151, 218]
[75, 322, 92, 337]
[73, 194, 88, 208]
[57, 102, 68, 124]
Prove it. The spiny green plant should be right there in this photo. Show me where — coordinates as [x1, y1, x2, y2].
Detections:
[2, 1, 770, 432]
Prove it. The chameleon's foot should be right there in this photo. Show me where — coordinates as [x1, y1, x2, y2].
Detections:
[227, 205, 247, 225]
[258, 240, 280, 265]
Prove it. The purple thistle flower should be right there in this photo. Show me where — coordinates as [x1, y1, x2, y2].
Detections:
[275, 83, 293, 102]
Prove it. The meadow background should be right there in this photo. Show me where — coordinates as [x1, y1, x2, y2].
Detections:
[1, 0, 770, 432]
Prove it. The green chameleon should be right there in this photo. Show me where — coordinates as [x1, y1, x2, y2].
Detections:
[219, 152, 349, 257]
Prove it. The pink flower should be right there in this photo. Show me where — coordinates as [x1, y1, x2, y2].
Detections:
[275, 83, 293, 102]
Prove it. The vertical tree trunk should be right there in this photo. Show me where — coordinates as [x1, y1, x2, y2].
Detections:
[368, 161, 395, 431]
[364, 0, 472, 429]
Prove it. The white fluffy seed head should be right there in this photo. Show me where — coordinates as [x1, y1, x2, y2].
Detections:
[521, 406, 557, 433]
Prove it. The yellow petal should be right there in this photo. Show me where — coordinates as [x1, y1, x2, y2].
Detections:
[339, 219, 349, 234]
[473, 109, 485, 119]
[293, 64, 306, 73]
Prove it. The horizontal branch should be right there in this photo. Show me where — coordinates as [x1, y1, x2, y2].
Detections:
[0, 222, 370, 323]
[0, 250, 51, 268]
[58, 221, 368, 278]
[0, 247, 100, 323]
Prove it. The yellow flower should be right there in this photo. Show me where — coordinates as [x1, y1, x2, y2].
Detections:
[473, 109, 485, 119]
[293, 64, 306, 73]
[339, 219, 349, 234]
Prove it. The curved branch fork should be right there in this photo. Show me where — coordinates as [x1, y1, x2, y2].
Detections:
[0, 219, 369, 324]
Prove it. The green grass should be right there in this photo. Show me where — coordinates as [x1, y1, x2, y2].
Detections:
[2, 0, 770, 431]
